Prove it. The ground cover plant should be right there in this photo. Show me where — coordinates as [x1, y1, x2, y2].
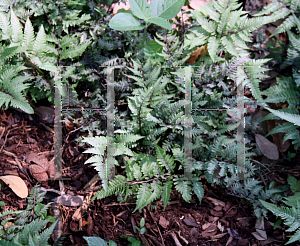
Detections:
[0, 0, 299, 245]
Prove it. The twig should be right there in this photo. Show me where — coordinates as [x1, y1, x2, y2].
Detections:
[102, 202, 137, 207]
[169, 232, 182, 246]
[146, 206, 165, 246]
[145, 234, 164, 246]
[40, 122, 54, 133]
[0, 129, 10, 153]
[82, 174, 100, 190]
[176, 231, 188, 244]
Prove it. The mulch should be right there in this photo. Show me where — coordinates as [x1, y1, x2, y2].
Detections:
[1, 107, 300, 246]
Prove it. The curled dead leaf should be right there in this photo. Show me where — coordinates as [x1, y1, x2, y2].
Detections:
[28, 164, 49, 182]
[186, 45, 208, 64]
[0, 175, 28, 198]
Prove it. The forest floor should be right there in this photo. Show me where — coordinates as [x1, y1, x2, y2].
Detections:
[0, 107, 300, 246]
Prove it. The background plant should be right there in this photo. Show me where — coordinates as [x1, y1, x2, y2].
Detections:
[0, 185, 58, 245]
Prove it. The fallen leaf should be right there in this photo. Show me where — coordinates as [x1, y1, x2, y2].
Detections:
[4, 221, 14, 229]
[211, 232, 227, 239]
[82, 220, 89, 227]
[255, 134, 279, 160]
[227, 228, 241, 239]
[0, 175, 28, 198]
[183, 217, 198, 227]
[202, 222, 211, 230]
[252, 230, 268, 240]
[211, 210, 223, 217]
[54, 194, 84, 206]
[28, 164, 48, 182]
[190, 227, 200, 237]
[201, 223, 217, 238]
[214, 205, 223, 211]
[87, 214, 94, 236]
[186, 45, 208, 64]
[0, 125, 5, 139]
[159, 216, 169, 229]
[206, 197, 225, 207]
[217, 221, 224, 232]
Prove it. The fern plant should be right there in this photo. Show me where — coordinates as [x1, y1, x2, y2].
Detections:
[253, 3, 300, 147]
[260, 176, 300, 244]
[0, 185, 58, 246]
[0, 6, 91, 109]
[81, 0, 289, 215]
[90, 145, 206, 212]
[260, 76, 300, 149]
[0, 59, 33, 114]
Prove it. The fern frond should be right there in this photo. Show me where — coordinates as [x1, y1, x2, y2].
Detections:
[260, 200, 300, 244]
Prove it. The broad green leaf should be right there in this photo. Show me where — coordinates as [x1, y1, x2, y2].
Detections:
[83, 236, 107, 246]
[144, 40, 164, 62]
[109, 13, 144, 31]
[150, 0, 185, 20]
[109, 241, 117, 246]
[140, 227, 146, 234]
[117, 9, 132, 14]
[129, 0, 151, 20]
[140, 217, 145, 227]
[148, 17, 172, 30]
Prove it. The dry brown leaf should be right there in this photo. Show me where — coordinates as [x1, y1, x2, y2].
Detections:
[186, 45, 208, 64]
[0, 175, 28, 198]
[54, 194, 84, 207]
[211, 232, 227, 239]
[202, 222, 211, 230]
[206, 197, 225, 207]
[183, 217, 198, 227]
[0, 125, 5, 139]
[159, 216, 169, 229]
[28, 164, 49, 182]
[255, 134, 279, 160]
[252, 229, 268, 241]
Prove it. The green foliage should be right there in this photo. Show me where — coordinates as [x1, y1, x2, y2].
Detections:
[109, 0, 185, 31]
[1, 0, 299, 244]
[134, 217, 146, 235]
[228, 179, 287, 219]
[84, 235, 144, 246]
[183, 0, 277, 62]
[253, 0, 300, 37]
[0, 60, 33, 114]
[0, 1, 91, 108]
[0, 185, 57, 246]
[260, 199, 300, 244]
[260, 76, 300, 149]
[259, 176, 300, 244]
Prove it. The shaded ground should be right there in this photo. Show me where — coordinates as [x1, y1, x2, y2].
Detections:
[0, 107, 300, 246]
